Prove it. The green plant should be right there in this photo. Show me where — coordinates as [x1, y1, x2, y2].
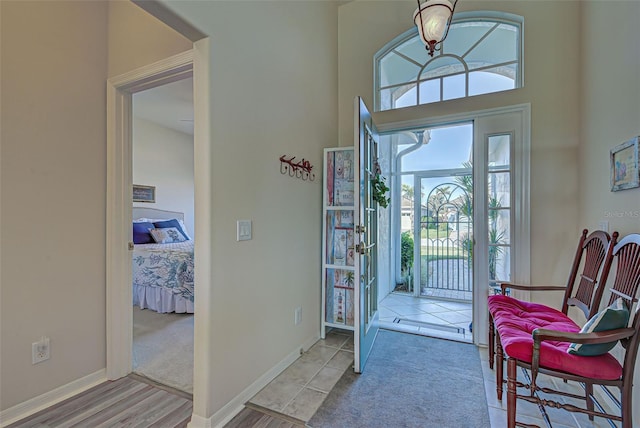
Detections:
[401, 231, 414, 276]
[371, 173, 390, 208]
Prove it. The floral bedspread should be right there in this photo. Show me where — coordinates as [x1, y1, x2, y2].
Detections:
[132, 241, 194, 302]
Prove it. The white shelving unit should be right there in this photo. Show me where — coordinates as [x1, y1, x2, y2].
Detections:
[321, 147, 356, 338]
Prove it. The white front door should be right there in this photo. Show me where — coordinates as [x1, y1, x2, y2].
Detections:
[353, 97, 380, 373]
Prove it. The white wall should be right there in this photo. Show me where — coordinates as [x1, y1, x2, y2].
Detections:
[338, 0, 583, 308]
[579, 0, 640, 421]
[132, 117, 195, 236]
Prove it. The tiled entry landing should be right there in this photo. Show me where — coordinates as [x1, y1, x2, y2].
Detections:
[247, 330, 354, 423]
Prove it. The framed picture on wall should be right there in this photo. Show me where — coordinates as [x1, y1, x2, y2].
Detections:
[133, 184, 156, 203]
[610, 137, 639, 192]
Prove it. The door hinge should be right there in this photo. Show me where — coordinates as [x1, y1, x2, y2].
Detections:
[128, 242, 134, 251]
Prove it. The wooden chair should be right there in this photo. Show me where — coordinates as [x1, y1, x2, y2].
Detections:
[488, 229, 612, 400]
[504, 233, 640, 428]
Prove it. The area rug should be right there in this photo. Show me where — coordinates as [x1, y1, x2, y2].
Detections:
[133, 307, 194, 394]
[307, 329, 489, 428]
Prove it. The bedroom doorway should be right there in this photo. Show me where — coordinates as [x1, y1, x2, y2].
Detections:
[130, 77, 195, 394]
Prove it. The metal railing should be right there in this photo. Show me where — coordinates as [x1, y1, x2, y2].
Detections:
[420, 219, 473, 299]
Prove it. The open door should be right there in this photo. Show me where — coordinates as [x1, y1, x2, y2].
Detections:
[353, 97, 380, 373]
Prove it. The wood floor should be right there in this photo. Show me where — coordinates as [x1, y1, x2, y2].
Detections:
[6, 375, 192, 428]
[6, 375, 301, 428]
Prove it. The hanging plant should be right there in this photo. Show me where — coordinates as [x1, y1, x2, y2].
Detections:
[371, 161, 390, 208]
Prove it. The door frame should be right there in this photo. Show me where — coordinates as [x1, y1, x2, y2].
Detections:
[106, 50, 194, 379]
[378, 104, 530, 346]
[413, 166, 473, 299]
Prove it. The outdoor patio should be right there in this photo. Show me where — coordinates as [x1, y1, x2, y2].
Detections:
[378, 292, 473, 343]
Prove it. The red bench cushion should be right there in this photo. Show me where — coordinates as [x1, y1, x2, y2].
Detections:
[488, 294, 623, 380]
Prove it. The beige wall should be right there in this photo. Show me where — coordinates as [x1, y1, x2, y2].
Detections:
[0, 0, 108, 410]
[2, 0, 638, 422]
[160, 0, 339, 419]
[0, 0, 192, 412]
[108, 0, 192, 78]
[339, 0, 583, 303]
[580, 1, 640, 238]
[580, 0, 640, 420]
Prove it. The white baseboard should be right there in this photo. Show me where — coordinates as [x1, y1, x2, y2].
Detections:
[0, 369, 107, 427]
[188, 334, 319, 428]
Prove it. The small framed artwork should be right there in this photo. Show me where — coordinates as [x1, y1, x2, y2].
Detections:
[132, 184, 156, 203]
[610, 137, 639, 192]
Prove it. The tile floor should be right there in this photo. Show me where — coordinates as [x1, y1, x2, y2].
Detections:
[248, 330, 354, 423]
[379, 292, 473, 342]
[249, 293, 620, 427]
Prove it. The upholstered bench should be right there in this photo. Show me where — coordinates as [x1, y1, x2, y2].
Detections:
[488, 294, 623, 380]
[490, 233, 640, 428]
[487, 229, 613, 400]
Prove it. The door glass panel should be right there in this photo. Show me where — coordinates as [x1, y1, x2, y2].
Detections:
[488, 172, 511, 207]
[489, 245, 511, 284]
[488, 209, 510, 245]
[487, 134, 512, 293]
[488, 134, 510, 166]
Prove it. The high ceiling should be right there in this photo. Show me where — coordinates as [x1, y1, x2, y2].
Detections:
[133, 77, 194, 136]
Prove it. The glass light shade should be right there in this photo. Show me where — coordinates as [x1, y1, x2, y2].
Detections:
[413, 0, 454, 45]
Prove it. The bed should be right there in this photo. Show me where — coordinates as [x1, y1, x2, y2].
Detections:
[132, 207, 194, 313]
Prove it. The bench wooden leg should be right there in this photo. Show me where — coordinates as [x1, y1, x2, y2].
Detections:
[585, 382, 594, 421]
[507, 357, 517, 428]
[496, 333, 504, 400]
[489, 313, 495, 370]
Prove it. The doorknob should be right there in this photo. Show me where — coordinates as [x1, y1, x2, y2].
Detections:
[356, 241, 366, 254]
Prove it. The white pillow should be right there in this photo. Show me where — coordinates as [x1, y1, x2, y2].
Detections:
[150, 227, 187, 244]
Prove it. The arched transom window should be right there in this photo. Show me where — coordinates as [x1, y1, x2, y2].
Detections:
[375, 12, 523, 111]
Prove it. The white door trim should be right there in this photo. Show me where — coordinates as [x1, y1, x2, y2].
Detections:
[106, 50, 194, 380]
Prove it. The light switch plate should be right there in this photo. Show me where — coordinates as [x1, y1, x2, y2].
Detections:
[237, 220, 252, 241]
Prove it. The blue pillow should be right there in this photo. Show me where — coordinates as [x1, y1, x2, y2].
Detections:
[153, 219, 189, 240]
[133, 222, 154, 244]
[567, 298, 630, 356]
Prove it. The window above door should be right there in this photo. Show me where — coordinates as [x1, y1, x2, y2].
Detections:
[374, 11, 523, 112]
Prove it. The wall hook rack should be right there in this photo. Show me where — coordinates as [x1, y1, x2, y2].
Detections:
[279, 155, 315, 181]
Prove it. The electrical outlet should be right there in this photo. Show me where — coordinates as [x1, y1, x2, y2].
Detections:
[32, 337, 50, 364]
[294, 307, 302, 325]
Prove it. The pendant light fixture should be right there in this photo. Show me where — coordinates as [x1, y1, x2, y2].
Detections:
[413, 0, 459, 57]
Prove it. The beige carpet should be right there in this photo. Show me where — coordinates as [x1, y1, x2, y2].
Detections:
[133, 306, 194, 394]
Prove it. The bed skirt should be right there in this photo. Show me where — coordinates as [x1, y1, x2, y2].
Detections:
[133, 283, 194, 313]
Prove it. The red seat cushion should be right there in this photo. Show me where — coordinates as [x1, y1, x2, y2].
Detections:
[488, 295, 623, 380]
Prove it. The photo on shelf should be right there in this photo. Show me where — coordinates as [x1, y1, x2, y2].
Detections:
[326, 152, 335, 205]
[334, 288, 345, 324]
[346, 230, 355, 266]
[345, 289, 354, 326]
[340, 210, 354, 227]
[335, 180, 354, 205]
[333, 229, 347, 265]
